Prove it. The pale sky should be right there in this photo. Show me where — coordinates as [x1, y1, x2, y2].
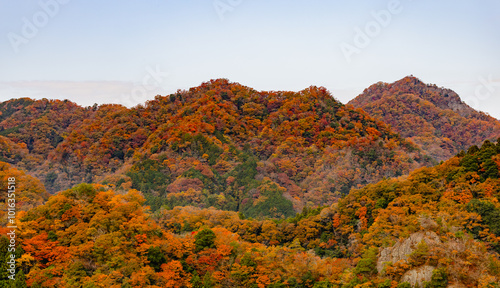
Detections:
[1, 0, 499, 118]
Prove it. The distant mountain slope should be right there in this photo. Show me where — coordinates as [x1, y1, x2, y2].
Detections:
[0, 161, 49, 225]
[0, 79, 432, 217]
[348, 76, 500, 161]
[328, 139, 500, 286]
[151, 139, 500, 286]
[13, 136, 500, 287]
[4, 80, 500, 286]
[0, 98, 89, 168]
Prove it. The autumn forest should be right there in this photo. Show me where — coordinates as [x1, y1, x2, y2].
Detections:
[1, 76, 500, 287]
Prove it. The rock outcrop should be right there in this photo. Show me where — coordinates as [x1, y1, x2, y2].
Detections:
[377, 231, 441, 273]
[400, 265, 435, 287]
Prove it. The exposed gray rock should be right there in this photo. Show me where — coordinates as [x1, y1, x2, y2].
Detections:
[400, 265, 435, 287]
[419, 215, 438, 230]
[377, 231, 441, 273]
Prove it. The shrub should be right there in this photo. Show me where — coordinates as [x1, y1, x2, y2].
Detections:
[195, 228, 216, 251]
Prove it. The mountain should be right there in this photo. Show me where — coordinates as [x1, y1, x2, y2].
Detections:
[0, 79, 431, 217]
[0, 98, 89, 171]
[348, 76, 500, 161]
[2, 79, 500, 287]
[327, 138, 500, 286]
[8, 133, 500, 287]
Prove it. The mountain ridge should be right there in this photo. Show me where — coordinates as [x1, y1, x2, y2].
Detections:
[348, 76, 500, 161]
[0, 78, 430, 217]
[2, 77, 500, 286]
[2, 76, 499, 217]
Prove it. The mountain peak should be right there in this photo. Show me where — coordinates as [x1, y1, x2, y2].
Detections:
[349, 77, 500, 161]
[394, 75, 424, 85]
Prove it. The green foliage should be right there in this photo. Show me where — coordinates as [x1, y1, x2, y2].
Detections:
[396, 282, 412, 288]
[0, 98, 34, 120]
[287, 206, 324, 224]
[0, 236, 10, 283]
[0, 125, 24, 138]
[47, 231, 58, 241]
[408, 240, 429, 266]
[182, 167, 221, 193]
[230, 153, 258, 187]
[344, 275, 365, 288]
[241, 180, 295, 219]
[57, 203, 72, 218]
[378, 279, 391, 288]
[195, 228, 216, 251]
[240, 253, 257, 268]
[64, 262, 88, 286]
[488, 255, 500, 276]
[355, 247, 378, 276]
[238, 212, 246, 220]
[143, 194, 169, 212]
[191, 272, 202, 288]
[375, 197, 389, 210]
[466, 199, 500, 238]
[45, 171, 57, 187]
[0, 236, 27, 287]
[13, 270, 27, 288]
[147, 246, 166, 272]
[268, 283, 287, 288]
[423, 268, 448, 288]
[313, 281, 334, 288]
[63, 183, 97, 201]
[459, 141, 500, 181]
[314, 246, 343, 258]
[175, 133, 223, 165]
[126, 158, 171, 194]
[191, 271, 215, 288]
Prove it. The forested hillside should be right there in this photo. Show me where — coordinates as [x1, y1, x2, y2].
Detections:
[348, 76, 500, 161]
[1, 78, 500, 287]
[0, 79, 431, 218]
[4, 138, 499, 287]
